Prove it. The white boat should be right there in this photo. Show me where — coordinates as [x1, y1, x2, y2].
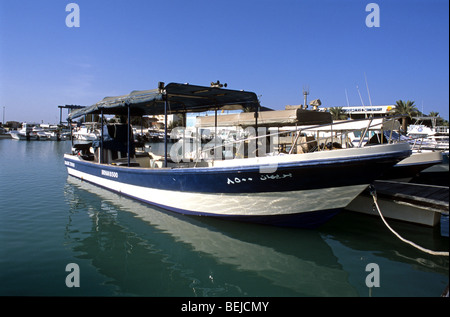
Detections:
[345, 180, 448, 227]
[72, 122, 101, 142]
[407, 116, 449, 152]
[63, 82, 411, 228]
[301, 118, 445, 182]
[9, 123, 38, 140]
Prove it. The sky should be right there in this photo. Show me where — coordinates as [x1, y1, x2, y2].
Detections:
[0, 0, 448, 124]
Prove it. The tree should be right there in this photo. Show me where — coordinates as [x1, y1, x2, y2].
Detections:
[392, 100, 419, 132]
[329, 107, 348, 120]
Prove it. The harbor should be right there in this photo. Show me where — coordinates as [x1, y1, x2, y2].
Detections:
[0, 83, 448, 298]
[0, 0, 448, 304]
[2, 89, 449, 229]
[0, 138, 448, 297]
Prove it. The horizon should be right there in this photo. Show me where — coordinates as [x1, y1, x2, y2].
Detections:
[1, 0, 449, 124]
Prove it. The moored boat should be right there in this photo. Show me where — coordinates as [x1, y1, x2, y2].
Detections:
[63, 82, 411, 228]
[9, 123, 38, 140]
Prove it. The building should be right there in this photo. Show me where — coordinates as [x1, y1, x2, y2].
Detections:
[330, 105, 396, 119]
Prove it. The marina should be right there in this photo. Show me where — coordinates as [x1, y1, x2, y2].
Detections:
[1, 83, 448, 298]
[0, 0, 448, 302]
[0, 139, 448, 297]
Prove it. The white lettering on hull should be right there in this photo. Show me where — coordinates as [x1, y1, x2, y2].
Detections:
[101, 170, 118, 178]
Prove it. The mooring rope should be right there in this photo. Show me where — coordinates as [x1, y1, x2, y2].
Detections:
[368, 185, 449, 257]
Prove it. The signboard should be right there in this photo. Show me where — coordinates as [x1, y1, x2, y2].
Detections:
[340, 105, 395, 114]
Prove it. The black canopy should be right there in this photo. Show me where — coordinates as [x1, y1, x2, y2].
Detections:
[67, 82, 260, 120]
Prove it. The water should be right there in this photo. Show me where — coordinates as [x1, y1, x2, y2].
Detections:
[0, 139, 448, 298]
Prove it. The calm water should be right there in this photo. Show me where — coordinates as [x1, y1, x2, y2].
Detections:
[0, 139, 448, 297]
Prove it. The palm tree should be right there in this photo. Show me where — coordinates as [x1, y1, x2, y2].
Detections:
[392, 100, 419, 132]
[328, 107, 348, 120]
[428, 111, 439, 117]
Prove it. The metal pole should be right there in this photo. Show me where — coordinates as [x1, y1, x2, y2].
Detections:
[255, 104, 259, 156]
[359, 118, 373, 147]
[127, 105, 131, 167]
[164, 99, 168, 168]
[69, 119, 73, 150]
[215, 109, 218, 160]
[100, 110, 104, 164]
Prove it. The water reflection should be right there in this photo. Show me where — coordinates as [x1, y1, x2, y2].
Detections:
[64, 176, 448, 297]
[65, 176, 358, 296]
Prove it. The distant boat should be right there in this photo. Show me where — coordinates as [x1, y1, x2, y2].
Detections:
[72, 122, 101, 143]
[407, 116, 449, 152]
[35, 130, 59, 141]
[63, 82, 411, 228]
[10, 123, 38, 140]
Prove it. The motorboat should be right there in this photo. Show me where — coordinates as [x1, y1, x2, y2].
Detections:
[9, 122, 38, 140]
[63, 82, 411, 228]
[72, 122, 101, 143]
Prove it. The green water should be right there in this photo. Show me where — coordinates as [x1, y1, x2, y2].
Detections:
[0, 139, 448, 298]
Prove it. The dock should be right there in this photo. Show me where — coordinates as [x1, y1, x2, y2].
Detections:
[346, 180, 449, 227]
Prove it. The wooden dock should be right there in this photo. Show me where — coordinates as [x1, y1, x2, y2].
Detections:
[346, 180, 449, 227]
[372, 180, 449, 213]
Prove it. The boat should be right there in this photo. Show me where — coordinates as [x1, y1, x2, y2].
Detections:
[411, 151, 449, 186]
[9, 122, 38, 140]
[72, 122, 101, 143]
[345, 180, 448, 227]
[63, 82, 411, 228]
[358, 125, 444, 182]
[407, 116, 449, 152]
[264, 117, 444, 182]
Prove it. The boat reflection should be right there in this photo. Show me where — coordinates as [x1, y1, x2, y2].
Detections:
[65, 176, 358, 296]
[64, 176, 448, 296]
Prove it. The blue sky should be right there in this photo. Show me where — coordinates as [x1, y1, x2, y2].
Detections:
[0, 0, 448, 124]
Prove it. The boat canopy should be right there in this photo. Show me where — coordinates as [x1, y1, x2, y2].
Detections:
[67, 82, 260, 120]
[196, 108, 332, 128]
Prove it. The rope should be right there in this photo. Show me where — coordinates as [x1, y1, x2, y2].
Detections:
[368, 185, 449, 257]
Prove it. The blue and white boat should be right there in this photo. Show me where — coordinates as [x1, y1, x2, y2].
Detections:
[63, 82, 411, 228]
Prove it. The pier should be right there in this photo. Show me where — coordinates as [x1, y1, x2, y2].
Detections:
[346, 180, 449, 227]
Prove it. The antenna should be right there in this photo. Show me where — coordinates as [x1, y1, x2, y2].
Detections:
[345, 89, 350, 107]
[303, 85, 309, 109]
[356, 85, 367, 118]
[364, 72, 373, 107]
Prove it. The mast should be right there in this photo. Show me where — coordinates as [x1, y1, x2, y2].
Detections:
[356, 85, 367, 119]
[364, 72, 373, 108]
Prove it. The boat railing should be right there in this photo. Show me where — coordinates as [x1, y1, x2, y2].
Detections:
[74, 115, 411, 168]
[175, 115, 408, 166]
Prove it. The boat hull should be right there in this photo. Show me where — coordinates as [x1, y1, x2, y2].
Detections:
[10, 132, 37, 140]
[379, 151, 444, 182]
[64, 143, 411, 228]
